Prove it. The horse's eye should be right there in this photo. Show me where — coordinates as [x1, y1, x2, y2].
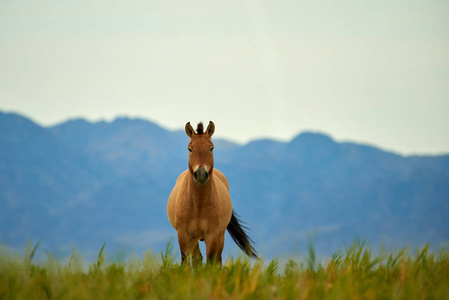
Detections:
[188, 148, 192, 153]
[210, 147, 214, 152]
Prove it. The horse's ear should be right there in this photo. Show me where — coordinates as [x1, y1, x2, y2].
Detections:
[206, 121, 215, 137]
[185, 122, 195, 138]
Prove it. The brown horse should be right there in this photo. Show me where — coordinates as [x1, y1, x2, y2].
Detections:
[167, 121, 258, 265]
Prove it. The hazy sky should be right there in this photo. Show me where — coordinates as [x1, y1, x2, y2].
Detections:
[1, 0, 448, 155]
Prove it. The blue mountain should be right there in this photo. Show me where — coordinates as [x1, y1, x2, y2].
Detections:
[1, 111, 448, 259]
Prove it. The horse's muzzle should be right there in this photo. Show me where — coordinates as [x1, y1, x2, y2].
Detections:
[193, 168, 209, 187]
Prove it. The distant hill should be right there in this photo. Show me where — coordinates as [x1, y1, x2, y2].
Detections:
[1, 111, 448, 259]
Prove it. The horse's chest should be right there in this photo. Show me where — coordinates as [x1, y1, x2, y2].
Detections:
[178, 199, 220, 234]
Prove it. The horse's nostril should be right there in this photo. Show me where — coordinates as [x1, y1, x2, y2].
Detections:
[194, 168, 206, 175]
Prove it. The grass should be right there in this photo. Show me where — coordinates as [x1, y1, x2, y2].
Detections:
[1, 240, 448, 299]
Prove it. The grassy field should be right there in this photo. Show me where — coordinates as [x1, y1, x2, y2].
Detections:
[1, 240, 448, 299]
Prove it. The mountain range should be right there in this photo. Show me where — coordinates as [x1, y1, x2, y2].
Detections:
[1, 111, 448, 260]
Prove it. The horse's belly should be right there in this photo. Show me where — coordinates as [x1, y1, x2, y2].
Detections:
[167, 171, 189, 229]
[214, 178, 233, 231]
[220, 198, 233, 231]
[167, 190, 177, 229]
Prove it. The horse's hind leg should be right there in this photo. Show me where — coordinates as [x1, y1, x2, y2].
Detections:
[205, 231, 225, 266]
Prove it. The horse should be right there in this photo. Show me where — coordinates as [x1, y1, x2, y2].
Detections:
[167, 121, 258, 266]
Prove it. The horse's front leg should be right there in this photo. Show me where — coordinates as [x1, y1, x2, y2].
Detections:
[204, 231, 225, 266]
[177, 230, 203, 267]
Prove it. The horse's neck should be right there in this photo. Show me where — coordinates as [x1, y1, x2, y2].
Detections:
[186, 172, 215, 204]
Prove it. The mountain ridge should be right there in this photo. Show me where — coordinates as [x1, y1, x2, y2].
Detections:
[1, 111, 448, 259]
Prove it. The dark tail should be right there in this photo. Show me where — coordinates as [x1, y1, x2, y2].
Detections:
[226, 210, 259, 260]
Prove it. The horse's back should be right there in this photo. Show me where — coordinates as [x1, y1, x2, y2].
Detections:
[213, 169, 230, 192]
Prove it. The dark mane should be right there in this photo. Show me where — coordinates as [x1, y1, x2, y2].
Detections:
[196, 122, 204, 135]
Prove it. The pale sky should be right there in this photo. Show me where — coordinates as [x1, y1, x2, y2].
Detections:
[1, 0, 448, 155]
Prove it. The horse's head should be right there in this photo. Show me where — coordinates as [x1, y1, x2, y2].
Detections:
[185, 121, 215, 188]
